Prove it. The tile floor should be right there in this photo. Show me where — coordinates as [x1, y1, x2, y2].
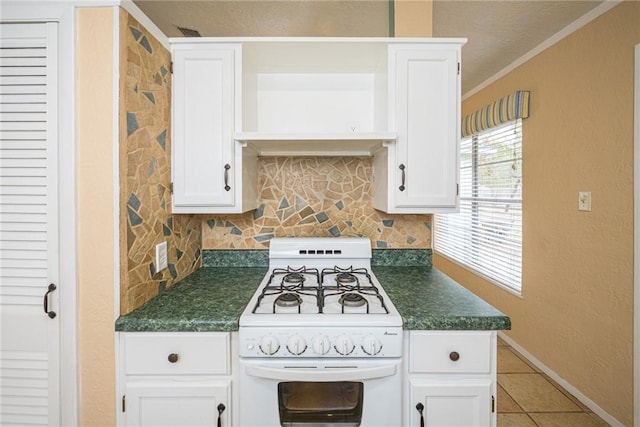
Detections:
[497, 337, 609, 426]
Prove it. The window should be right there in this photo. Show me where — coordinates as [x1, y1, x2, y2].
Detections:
[434, 120, 522, 294]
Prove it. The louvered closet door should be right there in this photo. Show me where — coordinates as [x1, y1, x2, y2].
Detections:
[0, 22, 60, 426]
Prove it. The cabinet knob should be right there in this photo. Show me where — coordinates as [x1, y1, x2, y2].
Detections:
[168, 353, 179, 363]
[449, 351, 460, 362]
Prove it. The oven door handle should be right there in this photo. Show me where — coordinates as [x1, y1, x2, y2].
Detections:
[245, 364, 397, 382]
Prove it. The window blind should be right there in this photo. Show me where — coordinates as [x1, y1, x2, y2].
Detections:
[435, 120, 523, 293]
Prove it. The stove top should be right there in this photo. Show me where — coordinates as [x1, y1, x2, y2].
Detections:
[239, 238, 403, 358]
[251, 266, 391, 315]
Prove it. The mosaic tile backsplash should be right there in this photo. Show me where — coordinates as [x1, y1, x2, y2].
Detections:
[121, 13, 201, 315]
[202, 157, 432, 249]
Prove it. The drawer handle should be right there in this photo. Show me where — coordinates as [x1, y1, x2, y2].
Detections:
[449, 351, 460, 362]
[223, 163, 231, 192]
[217, 403, 226, 427]
[416, 402, 424, 427]
[168, 353, 179, 363]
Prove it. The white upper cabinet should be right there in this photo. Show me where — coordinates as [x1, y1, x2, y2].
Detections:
[172, 44, 258, 214]
[237, 40, 395, 155]
[170, 38, 464, 214]
[373, 44, 461, 213]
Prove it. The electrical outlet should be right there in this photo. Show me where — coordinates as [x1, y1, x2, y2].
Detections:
[155, 241, 168, 272]
[578, 191, 591, 211]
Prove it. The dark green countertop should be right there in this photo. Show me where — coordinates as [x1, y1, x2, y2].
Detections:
[116, 265, 510, 332]
[375, 267, 510, 330]
[115, 268, 267, 332]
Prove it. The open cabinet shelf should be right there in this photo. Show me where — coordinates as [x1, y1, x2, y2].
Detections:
[234, 132, 397, 156]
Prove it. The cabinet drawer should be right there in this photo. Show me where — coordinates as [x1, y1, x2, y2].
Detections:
[123, 332, 229, 375]
[409, 331, 492, 374]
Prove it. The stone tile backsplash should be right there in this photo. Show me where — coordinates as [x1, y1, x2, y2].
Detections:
[202, 157, 432, 249]
[121, 13, 201, 315]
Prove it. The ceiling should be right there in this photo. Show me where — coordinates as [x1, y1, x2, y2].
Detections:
[133, 0, 605, 94]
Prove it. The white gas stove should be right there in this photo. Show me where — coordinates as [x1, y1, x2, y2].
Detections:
[238, 237, 403, 358]
[238, 238, 404, 426]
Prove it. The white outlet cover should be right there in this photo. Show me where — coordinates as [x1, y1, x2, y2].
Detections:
[578, 191, 592, 211]
[156, 241, 168, 272]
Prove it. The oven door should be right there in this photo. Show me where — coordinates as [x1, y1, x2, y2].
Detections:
[238, 358, 402, 427]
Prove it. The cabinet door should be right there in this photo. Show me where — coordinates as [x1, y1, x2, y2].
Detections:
[410, 378, 492, 427]
[390, 46, 459, 211]
[172, 47, 237, 210]
[125, 380, 230, 427]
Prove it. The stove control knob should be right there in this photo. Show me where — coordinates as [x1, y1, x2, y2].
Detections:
[311, 335, 331, 355]
[259, 335, 280, 355]
[361, 335, 383, 355]
[334, 335, 355, 356]
[286, 335, 307, 355]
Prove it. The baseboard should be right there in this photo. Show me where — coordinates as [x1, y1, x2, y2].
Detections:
[497, 331, 623, 427]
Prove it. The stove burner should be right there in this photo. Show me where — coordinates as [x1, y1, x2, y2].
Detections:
[283, 272, 305, 285]
[275, 293, 303, 308]
[339, 293, 366, 307]
[336, 272, 357, 286]
[273, 293, 304, 313]
[279, 272, 308, 292]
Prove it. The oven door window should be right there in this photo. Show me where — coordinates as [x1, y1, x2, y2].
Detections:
[278, 381, 364, 426]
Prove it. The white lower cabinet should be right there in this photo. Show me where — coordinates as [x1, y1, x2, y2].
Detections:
[409, 378, 492, 426]
[406, 331, 497, 427]
[118, 332, 232, 427]
[125, 381, 230, 427]
[119, 330, 497, 426]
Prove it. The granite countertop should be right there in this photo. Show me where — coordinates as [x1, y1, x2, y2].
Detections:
[374, 267, 510, 330]
[115, 267, 267, 332]
[116, 250, 510, 332]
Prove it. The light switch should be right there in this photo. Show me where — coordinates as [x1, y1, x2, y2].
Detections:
[578, 191, 591, 211]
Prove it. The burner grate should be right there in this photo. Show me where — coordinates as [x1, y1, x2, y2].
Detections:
[253, 266, 321, 314]
[252, 265, 389, 314]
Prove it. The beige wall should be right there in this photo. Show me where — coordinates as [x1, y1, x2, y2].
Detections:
[434, 2, 639, 425]
[76, 7, 117, 426]
[394, 0, 432, 37]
